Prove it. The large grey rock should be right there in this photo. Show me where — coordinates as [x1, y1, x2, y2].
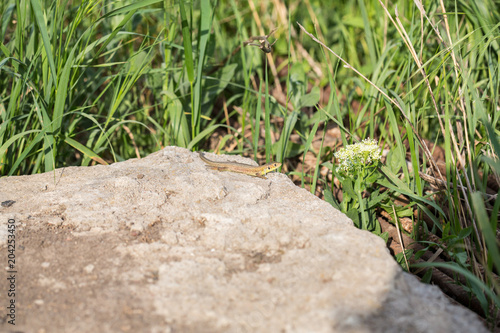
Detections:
[0, 146, 486, 332]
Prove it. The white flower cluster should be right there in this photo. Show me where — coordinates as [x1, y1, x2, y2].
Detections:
[334, 138, 382, 177]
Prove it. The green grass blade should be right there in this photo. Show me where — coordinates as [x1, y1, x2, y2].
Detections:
[95, 10, 137, 58]
[164, 89, 190, 147]
[471, 192, 500, 273]
[98, 0, 162, 19]
[188, 124, 227, 151]
[310, 125, 327, 195]
[65, 137, 108, 165]
[357, 0, 377, 66]
[253, 82, 263, 159]
[179, 0, 194, 84]
[379, 165, 446, 218]
[43, 135, 56, 171]
[191, 0, 213, 145]
[30, 0, 57, 84]
[53, 47, 75, 132]
[384, 99, 409, 182]
[264, 59, 272, 163]
[0, 2, 15, 43]
[7, 128, 46, 176]
[0, 130, 40, 160]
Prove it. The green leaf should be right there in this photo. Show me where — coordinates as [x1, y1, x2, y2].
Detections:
[98, 0, 162, 19]
[457, 227, 472, 240]
[253, 82, 263, 156]
[164, 90, 189, 147]
[0, 130, 40, 159]
[30, 0, 57, 84]
[366, 189, 387, 209]
[346, 209, 360, 227]
[192, 0, 213, 142]
[264, 63, 272, 163]
[0, 3, 15, 42]
[324, 187, 341, 210]
[395, 207, 413, 218]
[95, 10, 137, 59]
[421, 268, 433, 284]
[7, 129, 46, 176]
[378, 231, 389, 243]
[342, 178, 357, 201]
[53, 46, 75, 132]
[279, 109, 298, 162]
[379, 165, 445, 217]
[298, 86, 320, 108]
[472, 192, 500, 274]
[65, 137, 108, 165]
[188, 124, 225, 151]
[179, 0, 194, 84]
[43, 135, 56, 172]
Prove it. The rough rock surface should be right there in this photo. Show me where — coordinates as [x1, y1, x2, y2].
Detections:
[0, 146, 487, 332]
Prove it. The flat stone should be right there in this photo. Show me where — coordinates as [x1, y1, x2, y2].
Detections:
[0, 146, 487, 332]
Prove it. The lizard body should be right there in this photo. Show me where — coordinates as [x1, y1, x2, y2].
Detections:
[198, 152, 281, 179]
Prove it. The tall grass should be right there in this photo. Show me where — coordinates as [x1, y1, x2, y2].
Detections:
[1, 0, 166, 174]
[1, 0, 499, 327]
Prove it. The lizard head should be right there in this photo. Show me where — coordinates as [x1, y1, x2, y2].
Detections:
[261, 162, 282, 175]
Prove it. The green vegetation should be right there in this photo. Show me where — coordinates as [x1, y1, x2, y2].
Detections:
[1, 0, 499, 327]
[333, 138, 382, 231]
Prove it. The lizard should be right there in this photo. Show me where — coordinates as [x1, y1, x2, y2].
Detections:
[198, 152, 281, 179]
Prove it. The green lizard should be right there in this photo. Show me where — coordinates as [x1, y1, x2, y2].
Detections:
[198, 152, 281, 179]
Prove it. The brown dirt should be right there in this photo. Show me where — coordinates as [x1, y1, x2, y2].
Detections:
[0, 221, 166, 332]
